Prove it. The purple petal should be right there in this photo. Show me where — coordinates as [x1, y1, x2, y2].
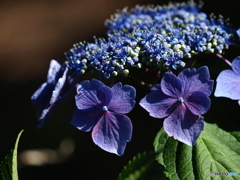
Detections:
[75, 79, 113, 111]
[139, 84, 177, 118]
[161, 72, 182, 98]
[185, 91, 211, 115]
[237, 29, 240, 38]
[231, 56, 240, 75]
[178, 66, 213, 97]
[91, 112, 132, 156]
[47, 60, 61, 84]
[50, 67, 69, 105]
[60, 75, 79, 99]
[108, 83, 136, 114]
[31, 82, 50, 105]
[76, 79, 104, 94]
[214, 69, 240, 100]
[71, 109, 103, 132]
[37, 104, 58, 128]
[163, 105, 204, 146]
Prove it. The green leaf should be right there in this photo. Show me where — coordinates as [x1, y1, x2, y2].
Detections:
[117, 152, 167, 180]
[0, 130, 24, 180]
[154, 122, 240, 180]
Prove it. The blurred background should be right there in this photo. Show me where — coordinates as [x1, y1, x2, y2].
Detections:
[0, 0, 240, 179]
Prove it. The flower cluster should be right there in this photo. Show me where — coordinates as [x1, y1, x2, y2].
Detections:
[65, 1, 235, 79]
[32, 1, 240, 155]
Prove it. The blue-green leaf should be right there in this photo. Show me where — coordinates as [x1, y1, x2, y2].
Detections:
[154, 122, 240, 180]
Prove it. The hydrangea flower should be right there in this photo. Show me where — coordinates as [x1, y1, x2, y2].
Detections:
[31, 60, 77, 128]
[71, 79, 136, 155]
[139, 66, 213, 146]
[214, 56, 240, 105]
[65, 1, 236, 79]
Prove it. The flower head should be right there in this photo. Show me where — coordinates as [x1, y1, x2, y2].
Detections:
[65, 1, 236, 80]
[214, 56, 240, 105]
[71, 79, 136, 155]
[140, 66, 213, 146]
[31, 60, 77, 128]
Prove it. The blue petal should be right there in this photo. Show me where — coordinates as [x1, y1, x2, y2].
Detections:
[31, 82, 50, 105]
[75, 79, 113, 111]
[237, 29, 240, 38]
[91, 112, 132, 156]
[231, 56, 240, 75]
[37, 104, 58, 128]
[47, 60, 61, 84]
[178, 66, 214, 97]
[163, 105, 204, 146]
[214, 69, 240, 100]
[108, 83, 136, 114]
[50, 67, 69, 105]
[161, 72, 182, 98]
[71, 109, 102, 132]
[139, 84, 177, 118]
[185, 91, 211, 115]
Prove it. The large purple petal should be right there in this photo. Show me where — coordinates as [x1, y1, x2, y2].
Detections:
[178, 66, 213, 97]
[214, 69, 240, 100]
[139, 84, 177, 118]
[185, 91, 211, 115]
[163, 104, 204, 146]
[91, 112, 132, 156]
[75, 79, 113, 111]
[161, 72, 182, 98]
[231, 56, 240, 75]
[71, 109, 103, 132]
[108, 83, 136, 114]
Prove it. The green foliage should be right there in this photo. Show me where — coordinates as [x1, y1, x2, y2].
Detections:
[0, 130, 24, 180]
[117, 151, 168, 180]
[154, 122, 240, 180]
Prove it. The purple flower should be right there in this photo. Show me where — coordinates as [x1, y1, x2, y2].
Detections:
[140, 67, 213, 146]
[71, 79, 136, 155]
[215, 56, 240, 105]
[31, 60, 77, 128]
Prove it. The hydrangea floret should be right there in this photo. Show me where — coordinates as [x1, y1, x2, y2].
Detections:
[71, 79, 136, 155]
[139, 66, 213, 145]
[214, 56, 240, 105]
[31, 60, 77, 127]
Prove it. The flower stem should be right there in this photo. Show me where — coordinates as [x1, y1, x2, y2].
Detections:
[216, 54, 232, 67]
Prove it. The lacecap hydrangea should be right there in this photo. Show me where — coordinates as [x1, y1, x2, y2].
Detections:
[32, 1, 240, 155]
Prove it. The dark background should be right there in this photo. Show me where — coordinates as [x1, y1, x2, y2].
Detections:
[0, 0, 240, 179]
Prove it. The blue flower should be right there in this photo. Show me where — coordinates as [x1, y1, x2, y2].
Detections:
[71, 79, 136, 155]
[31, 60, 77, 128]
[140, 66, 213, 146]
[65, 1, 236, 79]
[214, 56, 240, 105]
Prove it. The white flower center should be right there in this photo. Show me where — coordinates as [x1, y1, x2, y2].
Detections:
[178, 97, 184, 103]
[102, 106, 108, 111]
